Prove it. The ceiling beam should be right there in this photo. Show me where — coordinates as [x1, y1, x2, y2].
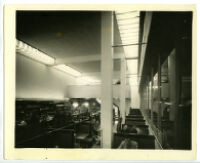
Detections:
[55, 53, 124, 65]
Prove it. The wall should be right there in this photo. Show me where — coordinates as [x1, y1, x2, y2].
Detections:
[16, 54, 132, 99]
[130, 85, 140, 108]
[66, 85, 131, 98]
[16, 53, 76, 99]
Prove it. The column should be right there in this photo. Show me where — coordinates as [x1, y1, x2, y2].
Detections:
[120, 58, 126, 124]
[150, 68, 154, 122]
[158, 55, 162, 129]
[100, 12, 113, 148]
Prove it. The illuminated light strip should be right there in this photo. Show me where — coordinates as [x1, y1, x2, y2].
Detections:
[120, 35, 139, 39]
[120, 30, 139, 35]
[115, 11, 139, 15]
[121, 38, 139, 42]
[53, 64, 81, 77]
[119, 25, 139, 31]
[16, 39, 55, 65]
[116, 12, 140, 19]
[121, 35, 139, 39]
[120, 29, 139, 35]
[117, 19, 140, 26]
[117, 16, 139, 23]
[117, 16, 140, 21]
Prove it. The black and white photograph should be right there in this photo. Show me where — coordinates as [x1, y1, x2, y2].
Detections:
[2, 4, 197, 160]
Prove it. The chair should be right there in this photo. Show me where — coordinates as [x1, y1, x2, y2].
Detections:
[121, 124, 149, 135]
[112, 133, 155, 149]
[46, 129, 75, 148]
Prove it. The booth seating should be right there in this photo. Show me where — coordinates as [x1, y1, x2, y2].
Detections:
[112, 133, 155, 149]
[129, 109, 142, 116]
[125, 119, 146, 126]
[121, 124, 149, 135]
[16, 129, 75, 148]
[75, 122, 93, 148]
[15, 134, 47, 148]
[126, 115, 143, 119]
[48, 129, 75, 148]
[125, 117, 144, 121]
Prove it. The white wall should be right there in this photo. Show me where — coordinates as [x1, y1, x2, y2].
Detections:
[16, 53, 133, 100]
[66, 85, 131, 98]
[16, 53, 76, 99]
[130, 85, 140, 108]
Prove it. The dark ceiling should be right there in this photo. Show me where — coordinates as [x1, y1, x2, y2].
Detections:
[16, 11, 123, 78]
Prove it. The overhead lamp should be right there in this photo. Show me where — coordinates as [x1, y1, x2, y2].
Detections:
[83, 102, 89, 108]
[72, 101, 79, 108]
[53, 64, 81, 77]
[16, 39, 55, 65]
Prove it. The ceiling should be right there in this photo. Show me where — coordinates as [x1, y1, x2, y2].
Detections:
[16, 11, 125, 83]
[17, 11, 143, 85]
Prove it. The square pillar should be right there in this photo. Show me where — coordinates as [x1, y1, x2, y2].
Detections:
[100, 12, 113, 148]
[120, 58, 126, 124]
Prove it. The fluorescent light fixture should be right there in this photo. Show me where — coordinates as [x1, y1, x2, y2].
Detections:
[115, 10, 139, 14]
[53, 64, 81, 77]
[119, 24, 139, 30]
[121, 36, 139, 40]
[116, 10, 140, 76]
[121, 39, 139, 44]
[121, 38, 139, 43]
[116, 12, 140, 20]
[16, 39, 55, 65]
[120, 33, 139, 38]
[118, 19, 139, 26]
[120, 28, 140, 34]
[127, 60, 138, 74]
[124, 46, 138, 58]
